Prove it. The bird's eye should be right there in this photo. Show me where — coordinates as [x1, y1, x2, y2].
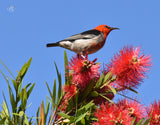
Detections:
[105, 25, 111, 29]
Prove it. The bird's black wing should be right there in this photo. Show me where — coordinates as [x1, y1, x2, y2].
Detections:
[62, 29, 102, 42]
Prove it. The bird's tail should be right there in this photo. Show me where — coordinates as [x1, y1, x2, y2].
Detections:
[46, 42, 59, 47]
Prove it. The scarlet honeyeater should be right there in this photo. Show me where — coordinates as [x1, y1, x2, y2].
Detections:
[46, 25, 119, 55]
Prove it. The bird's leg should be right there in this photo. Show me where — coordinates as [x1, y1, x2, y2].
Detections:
[77, 53, 85, 59]
[81, 55, 85, 59]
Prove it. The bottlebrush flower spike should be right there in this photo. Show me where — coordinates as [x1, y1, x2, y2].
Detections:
[63, 84, 77, 100]
[117, 98, 146, 123]
[106, 45, 152, 88]
[69, 55, 100, 90]
[93, 102, 133, 125]
[147, 100, 160, 125]
[59, 84, 77, 111]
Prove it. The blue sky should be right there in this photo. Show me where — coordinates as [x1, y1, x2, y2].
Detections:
[0, 0, 160, 118]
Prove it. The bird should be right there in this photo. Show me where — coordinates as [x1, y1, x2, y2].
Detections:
[46, 25, 119, 55]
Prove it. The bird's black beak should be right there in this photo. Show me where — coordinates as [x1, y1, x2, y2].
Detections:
[110, 27, 120, 30]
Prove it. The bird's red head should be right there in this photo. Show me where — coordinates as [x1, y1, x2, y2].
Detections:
[94, 25, 119, 39]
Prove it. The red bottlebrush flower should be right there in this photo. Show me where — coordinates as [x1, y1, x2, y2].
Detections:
[106, 45, 152, 88]
[93, 86, 114, 105]
[147, 100, 160, 125]
[93, 102, 133, 125]
[59, 84, 77, 111]
[69, 55, 100, 90]
[117, 98, 146, 123]
[63, 84, 77, 100]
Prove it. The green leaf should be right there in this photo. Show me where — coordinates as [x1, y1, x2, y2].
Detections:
[107, 85, 116, 95]
[131, 117, 136, 125]
[0, 69, 9, 84]
[81, 80, 95, 101]
[7, 82, 16, 113]
[11, 79, 18, 92]
[21, 88, 27, 110]
[83, 101, 94, 111]
[45, 81, 53, 100]
[16, 57, 32, 83]
[0, 117, 6, 124]
[75, 112, 88, 123]
[128, 87, 139, 94]
[27, 83, 35, 98]
[94, 74, 104, 89]
[0, 59, 15, 79]
[77, 101, 94, 115]
[103, 72, 112, 83]
[136, 118, 145, 125]
[99, 93, 114, 104]
[2, 101, 9, 117]
[54, 62, 62, 104]
[52, 79, 56, 105]
[143, 118, 151, 125]
[45, 98, 50, 124]
[2, 92, 10, 116]
[36, 107, 40, 125]
[23, 114, 29, 125]
[64, 50, 69, 85]
[58, 113, 70, 119]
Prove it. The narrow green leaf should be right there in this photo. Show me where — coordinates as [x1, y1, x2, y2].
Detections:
[7, 82, 16, 113]
[18, 80, 23, 94]
[131, 117, 136, 125]
[11, 79, 18, 91]
[143, 118, 151, 125]
[2, 101, 9, 117]
[25, 83, 31, 89]
[103, 72, 112, 83]
[16, 57, 32, 83]
[0, 69, 9, 84]
[21, 88, 27, 110]
[53, 79, 56, 105]
[23, 114, 29, 125]
[94, 74, 104, 89]
[81, 80, 95, 101]
[0, 117, 6, 124]
[78, 101, 94, 112]
[45, 97, 50, 125]
[107, 85, 116, 95]
[12, 113, 20, 116]
[128, 87, 139, 94]
[27, 83, 35, 98]
[135, 118, 145, 125]
[99, 93, 114, 104]
[36, 107, 40, 125]
[54, 62, 62, 104]
[64, 50, 69, 85]
[45, 81, 53, 99]
[57, 113, 70, 119]
[75, 112, 87, 123]
[84, 101, 94, 110]
[2, 92, 10, 115]
[0, 59, 15, 79]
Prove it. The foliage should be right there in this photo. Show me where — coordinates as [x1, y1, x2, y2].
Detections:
[0, 46, 157, 125]
[0, 58, 35, 125]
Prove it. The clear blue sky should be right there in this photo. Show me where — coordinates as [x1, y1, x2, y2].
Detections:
[0, 0, 160, 118]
